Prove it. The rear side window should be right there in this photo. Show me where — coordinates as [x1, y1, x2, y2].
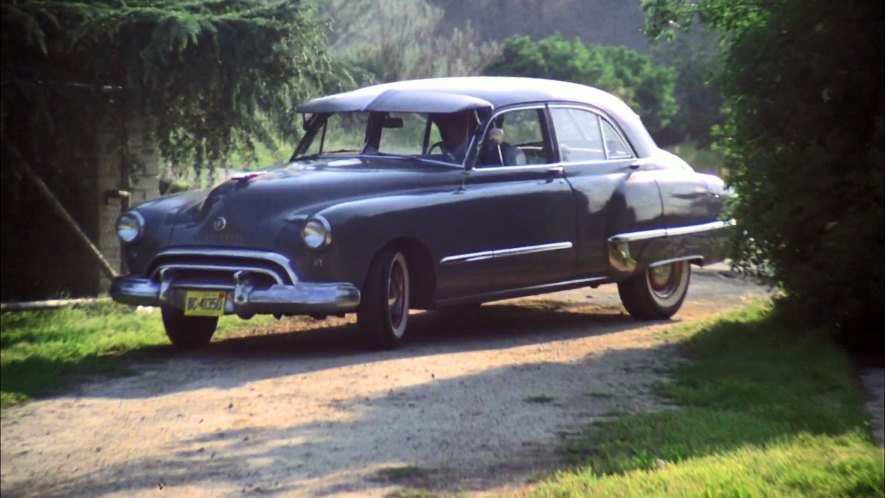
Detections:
[600, 119, 634, 159]
[550, 108, 605, 162]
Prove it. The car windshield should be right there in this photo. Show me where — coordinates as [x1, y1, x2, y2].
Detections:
[294, 111, 476, 165]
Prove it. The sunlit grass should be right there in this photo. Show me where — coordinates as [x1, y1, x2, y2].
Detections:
[528, 302, 884, 497]
[540, 432, 880, 497]
[0, 303, 285, 407]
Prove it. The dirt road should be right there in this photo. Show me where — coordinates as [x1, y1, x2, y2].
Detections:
[1, 266, 767, 497]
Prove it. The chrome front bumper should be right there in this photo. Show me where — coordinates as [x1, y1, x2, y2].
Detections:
[110, 276, 361, 315]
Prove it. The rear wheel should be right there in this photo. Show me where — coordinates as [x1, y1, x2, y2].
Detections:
[358, 249, 410, 349]
[161, 306, 218, 349]
[618, 261, 691, 319]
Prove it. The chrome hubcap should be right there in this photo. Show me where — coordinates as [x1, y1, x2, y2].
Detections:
[387, 261, 406, 330]
[648, 263, 681, 299]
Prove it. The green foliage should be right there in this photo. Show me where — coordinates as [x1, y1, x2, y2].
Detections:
[644, 0, 885, 346]
[533, 303, 883, 497]
[484, 35, 678, 136]
[651, 29, 723, 147]
[1, 0, 354, 193]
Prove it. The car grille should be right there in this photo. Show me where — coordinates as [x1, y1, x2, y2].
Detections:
[146, 248, 298, 288]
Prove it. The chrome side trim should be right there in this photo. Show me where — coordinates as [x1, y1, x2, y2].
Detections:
[666, 219, 737, 238]
[608, 219, 736, 244]
[155, 248, 299, 284]
[649, 255, 705, 268]
[607, 219, 736, 274]
[440, 250, 495, 264]
[440, 242, 573, 265]
[494, 242, 573, 259]
[608, 228, 667, 244]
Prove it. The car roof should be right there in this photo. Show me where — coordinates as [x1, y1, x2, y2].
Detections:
[303, 76, 634, 114]
[300, 77, 658, 157]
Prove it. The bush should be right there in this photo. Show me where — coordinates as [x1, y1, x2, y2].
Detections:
[645, 0, 884, 349]
[723, 1, 883, 349]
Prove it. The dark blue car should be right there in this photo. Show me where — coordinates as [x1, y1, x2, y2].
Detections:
[111, 77, 734, 349]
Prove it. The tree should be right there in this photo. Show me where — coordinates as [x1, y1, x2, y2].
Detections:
[1, 0, 353, 183]
[321, 0, 500, 83]
[651, 29, 723, 147]
[483, 35, 678, 137]
[645, 0, 884, 347]
[1, 0, 353, 299]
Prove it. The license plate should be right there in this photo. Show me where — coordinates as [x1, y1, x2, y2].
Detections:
[184, 290, 227, 317]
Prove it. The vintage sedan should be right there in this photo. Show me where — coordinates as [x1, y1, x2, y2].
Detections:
[110, 77, 733, 349]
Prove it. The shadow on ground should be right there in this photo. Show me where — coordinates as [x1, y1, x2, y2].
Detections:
[70, 299, 646, 400]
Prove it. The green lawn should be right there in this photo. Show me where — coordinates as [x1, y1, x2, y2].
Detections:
[0, 302, 287, 407]
[528, 303, 884, 497]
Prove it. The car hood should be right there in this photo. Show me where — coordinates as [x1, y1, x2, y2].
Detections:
[165, 157, 456, 249]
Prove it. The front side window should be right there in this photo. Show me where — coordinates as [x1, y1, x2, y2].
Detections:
[476, 108, 551, 167]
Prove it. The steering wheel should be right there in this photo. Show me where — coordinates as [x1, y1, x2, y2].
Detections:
[428, 141, 456, 162]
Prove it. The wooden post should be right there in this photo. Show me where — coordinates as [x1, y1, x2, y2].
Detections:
[10, 146, 119, 280]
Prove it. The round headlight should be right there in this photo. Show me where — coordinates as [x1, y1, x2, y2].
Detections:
[116, 212, 144, 243]
[302, 217, 331, 249]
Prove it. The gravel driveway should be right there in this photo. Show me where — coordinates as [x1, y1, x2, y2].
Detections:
[1, 265, 767, 497]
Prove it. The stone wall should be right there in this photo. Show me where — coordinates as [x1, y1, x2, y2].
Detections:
[94, 115, 161, 291]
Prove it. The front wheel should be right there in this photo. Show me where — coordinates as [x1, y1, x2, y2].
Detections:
[358, 249, 410, 349]
[161, 306, 218, 349]
[618, 261, 691, 320]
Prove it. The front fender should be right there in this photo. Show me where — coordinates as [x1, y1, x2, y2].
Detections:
[292, 191, 450, 290]
[122, 189, 210, 275]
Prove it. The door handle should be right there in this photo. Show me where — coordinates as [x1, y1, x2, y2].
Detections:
[546, 166, 564, 177]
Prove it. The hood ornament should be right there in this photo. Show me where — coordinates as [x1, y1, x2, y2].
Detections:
[213, 216, 227, 231]
[230, 171, 266, 183]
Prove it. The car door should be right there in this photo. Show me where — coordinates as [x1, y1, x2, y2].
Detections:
[548, 105, 664, 277]
[454, 106, 577, 293]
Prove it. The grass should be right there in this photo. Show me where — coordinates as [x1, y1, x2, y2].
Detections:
[0, 302, 285, 407]
[529, 302, 884, 497]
